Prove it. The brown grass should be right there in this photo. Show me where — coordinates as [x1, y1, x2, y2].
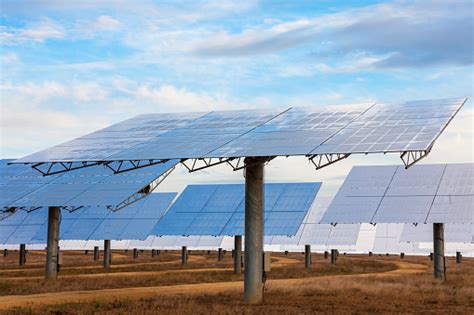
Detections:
[0, 251, 473, 314]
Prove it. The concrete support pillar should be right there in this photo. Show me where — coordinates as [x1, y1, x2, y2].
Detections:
[103, 240, 111, 268]
[218, 247, 223, 261]
[304, 245, 311, 269]
[244, 157, 264, 304]
[284, 251, 288, 255]
[207, 250, 211, 255]
[133, 248, 138, 259]
[45, 206, 60, 280]
[330, 249, 337, 264]
[433, 223, 445, 280]
[430, 253, 434, 261]
[156, 249, 161, 256]
[19, 244, 26, 266]
[3, 249, 8, 257]
[234, 235, 242, 275]
[181, 246, 187, 266]
[324, 251, 329, 259]
[93, 246, 99, 261]
[400, 253, 405, 259]
[151, 249, 156, 257]
[84, 250, 88, 255]
[456, 251, 462, 264]
[369, 251, 373, 257]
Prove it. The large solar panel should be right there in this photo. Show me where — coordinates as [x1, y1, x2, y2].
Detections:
[0, 159, 178, 210]
[321, 163, 474, 224]
[267, 197, 360, 247]
[152, 183, 321, 236]
[372, 223, 426, 254]
[0, 193, 175, 244]
[400, 224, 473, 243]
[13, 97, 466, 164]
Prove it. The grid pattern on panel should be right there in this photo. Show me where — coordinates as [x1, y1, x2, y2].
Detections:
[13, 97, 466, 164]
[321, 163, 474, 225]
[2, 193, 175, 244]
[0, 159, 178, 209]
[152, 183, 321, 237]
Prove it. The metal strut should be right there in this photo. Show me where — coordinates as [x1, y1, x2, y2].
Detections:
[181, 156, 275, 172]
[308, 153, 351, 170]
[107, 165, 176, 211]
[400, 149, 430, 169]
[31, 161, 100, 176]
[104, 159, 169, 174]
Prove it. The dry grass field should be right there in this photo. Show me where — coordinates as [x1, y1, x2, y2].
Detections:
[0, 249, 472, 314]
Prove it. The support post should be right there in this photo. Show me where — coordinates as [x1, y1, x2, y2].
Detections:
[331, 249, 337, 264]
[19, 244, 26, 266]
[218, 247, 223, 261]
[400, 253, 405, 259]
[244, 157, 264, 304]
[84, 250, 88, 255]
[103, 240, 111, 268]
[234, 235, 242, 275]
[369, 251, 373, 257]
[3, 249, 8, 257]
[430, 253, 434, 261]
[181, 246, 187, 266]
[324, 251, 329, 259]
[45, 206, 60, 280]
[304, 245, 311, 269]
[152, 249, 156, 257]
[433, 223, 445, 280]
[94, 246, 99, 261]
[456, 251, 462, 264]
[133, 248, 138, 259]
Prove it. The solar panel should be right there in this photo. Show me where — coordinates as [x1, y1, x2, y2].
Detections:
[321, 163, 474, 224]
[372, 223, 426, 254]
[152, 183, 321, 237]
[1, 193, 175, 244]
[400, 224, 473, 243]
[1, 159, 178, 210]
[13, 98, 466, 164]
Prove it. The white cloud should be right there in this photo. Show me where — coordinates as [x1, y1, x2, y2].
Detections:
[1, 19, 66, 44]
[73, 82, 108, 102]
[94, 15, 121, 31]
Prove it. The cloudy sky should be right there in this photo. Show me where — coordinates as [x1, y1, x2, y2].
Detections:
[1, 0, 473, 196]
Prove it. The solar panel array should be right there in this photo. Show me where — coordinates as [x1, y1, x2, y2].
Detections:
[14, 98, 466, 164]
[0, 193, 175, 244]
[0, 159, 178, 210]
[152, 183, 321, 236]
[321, 163, 473, 224]
[400, 224, 474, 243]
[266, 197, 360, 247]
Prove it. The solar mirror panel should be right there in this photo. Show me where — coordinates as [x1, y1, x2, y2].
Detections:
[1, 158, 178, 210]
[321, 163, 474, 225]
[12, 97, 466, 164]
[400, 224, 473, 243]
[152, 183, 321, 236]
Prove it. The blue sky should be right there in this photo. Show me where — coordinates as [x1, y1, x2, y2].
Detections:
[1, 0, 473, 194]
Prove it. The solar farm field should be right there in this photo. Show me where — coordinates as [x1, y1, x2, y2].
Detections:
[0, 250, 472, 314]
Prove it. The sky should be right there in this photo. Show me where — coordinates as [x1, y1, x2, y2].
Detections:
[1, 0, 473, 196]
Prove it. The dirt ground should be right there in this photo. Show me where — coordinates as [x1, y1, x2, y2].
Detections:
[0, 249, 472, 314]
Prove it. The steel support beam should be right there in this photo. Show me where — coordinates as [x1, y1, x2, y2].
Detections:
[234, 235, 242, 275]
[331, 249, 337, 264]
[244, 157, 264, 304]
[19, 244, 26, 266]
[433, 223, 445, 280]
[181, 246, 187, 266]
[305, 245, 311, 269]
[45, 206, 60, 280]
[103, 240, 111, 268]
[94, 246, 99, 261]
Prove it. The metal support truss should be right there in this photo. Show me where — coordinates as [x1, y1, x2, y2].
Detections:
[400, 150, 430, 169]
[308, 153, 351, 170]
[104, 159, 169, 174]
[181, 156, 275, 173]
[181, 157, 237, 173]
[31, 161, 100, 176]
[107, 165, 176, 211]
